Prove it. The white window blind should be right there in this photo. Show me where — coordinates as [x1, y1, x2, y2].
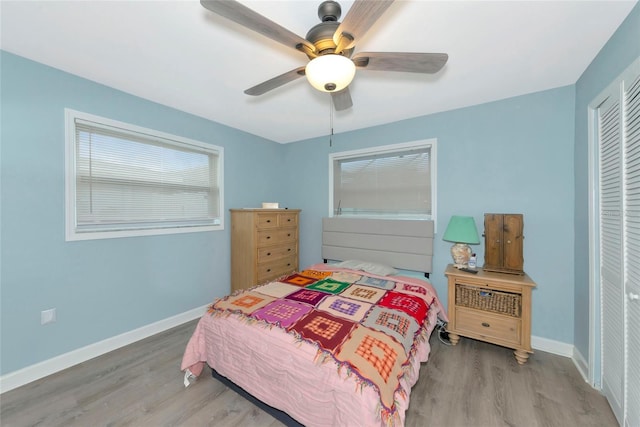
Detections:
[66, 110, 223, 240]
[331, 141, 435, 219]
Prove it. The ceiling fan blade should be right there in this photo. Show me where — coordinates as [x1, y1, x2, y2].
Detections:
[244, 66, 306, 96]
[331, 87, 353, 111]
[333, 0, 394, 54]
[352, 52, 448, 74]
[200, 0, 315, 55]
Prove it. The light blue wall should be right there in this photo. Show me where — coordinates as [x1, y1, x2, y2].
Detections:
[284, 86, 576, 343]
[573, 2, 640, 379]
[3, 2, 637, 376]
[0, 51, 288, 374]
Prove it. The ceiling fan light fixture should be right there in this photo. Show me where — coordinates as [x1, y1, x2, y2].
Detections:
[305, 54, 356, 92]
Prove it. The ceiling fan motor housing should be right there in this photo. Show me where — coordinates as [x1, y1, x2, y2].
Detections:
[305, 1, 353, 58]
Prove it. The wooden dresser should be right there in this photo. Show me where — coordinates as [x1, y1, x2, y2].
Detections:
[230, 209, 300, 292]
[444, 264, 536, 364]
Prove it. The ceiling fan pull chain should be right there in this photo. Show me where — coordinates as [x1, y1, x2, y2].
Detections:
[329, 95, 334, 147]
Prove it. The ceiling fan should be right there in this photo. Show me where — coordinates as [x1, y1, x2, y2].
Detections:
[200, 0, 448, 111]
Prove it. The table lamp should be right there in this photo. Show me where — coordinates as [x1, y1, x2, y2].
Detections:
[443, 215, 480, 268]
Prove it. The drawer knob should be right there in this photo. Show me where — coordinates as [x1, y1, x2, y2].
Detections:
[287, 263, 291, 266]
[287, 219, 291, 222]
[267, 252, 271, 256]
[482, 322, 490, 328]
[288, 248, 291, 252]
[266, 236, 271, 239]
[267, 220, 271, 223]
[287, 233, 291, 237]
[267, 268, 271, 272]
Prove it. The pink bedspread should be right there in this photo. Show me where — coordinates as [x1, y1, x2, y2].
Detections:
[181, 264, 447, 427]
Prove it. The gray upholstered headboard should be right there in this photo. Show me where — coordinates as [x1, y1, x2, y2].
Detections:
[322, 217, 435, 275]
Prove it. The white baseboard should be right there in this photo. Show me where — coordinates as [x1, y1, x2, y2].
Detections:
[572, 346, 592, 386]
[531, 335, 574, 357]
[0, 305, 208, 394]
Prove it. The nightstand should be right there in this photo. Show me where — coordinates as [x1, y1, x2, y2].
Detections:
[444, 264, 536, 364]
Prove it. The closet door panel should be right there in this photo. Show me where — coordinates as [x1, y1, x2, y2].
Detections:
[595, 57, 640, 427]
[598, 95, 625, 424]
[624, 71, 640, 427]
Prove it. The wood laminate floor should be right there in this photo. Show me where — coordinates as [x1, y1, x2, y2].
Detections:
[0, 320, 617, 427]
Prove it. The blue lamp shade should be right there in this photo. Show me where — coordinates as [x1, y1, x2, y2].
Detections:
[443, 216, 480, 267]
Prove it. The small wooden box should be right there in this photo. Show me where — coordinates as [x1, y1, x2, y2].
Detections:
[483, 213, 524, 275]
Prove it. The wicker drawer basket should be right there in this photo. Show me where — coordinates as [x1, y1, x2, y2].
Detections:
[455, 283, 522, 317]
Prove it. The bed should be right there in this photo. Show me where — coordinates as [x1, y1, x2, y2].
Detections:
[181, 217, 447, 426]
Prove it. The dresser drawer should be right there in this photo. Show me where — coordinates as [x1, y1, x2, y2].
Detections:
[256, 213, 280, 229]
[256, 212, 299, 229]
[257, 244, 297, 262]
[257, 256, 297, 283]
[455, 307, 521, 345]
[278, 212, 298, 227]
[257, 228, 297, 246]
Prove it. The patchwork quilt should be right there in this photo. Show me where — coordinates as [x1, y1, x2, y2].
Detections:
[203, 266, 442, 423]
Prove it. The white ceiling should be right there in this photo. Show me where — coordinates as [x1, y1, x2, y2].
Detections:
[1, 0, 637, 143]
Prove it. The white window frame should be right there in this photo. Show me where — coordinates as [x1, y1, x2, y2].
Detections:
[64, 109, 224, 241]
[328, 139, 437, 224]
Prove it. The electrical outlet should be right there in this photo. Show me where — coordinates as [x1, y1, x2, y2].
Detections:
[41, 308, 56, 325]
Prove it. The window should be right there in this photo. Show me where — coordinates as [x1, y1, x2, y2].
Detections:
[65, 109, 224, 241]
[329, 139, 436, 221]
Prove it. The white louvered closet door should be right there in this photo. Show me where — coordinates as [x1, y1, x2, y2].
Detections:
[598, 92, 625, 425]
[623, 69, 640, 427]
[596, 57, 640, 427]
